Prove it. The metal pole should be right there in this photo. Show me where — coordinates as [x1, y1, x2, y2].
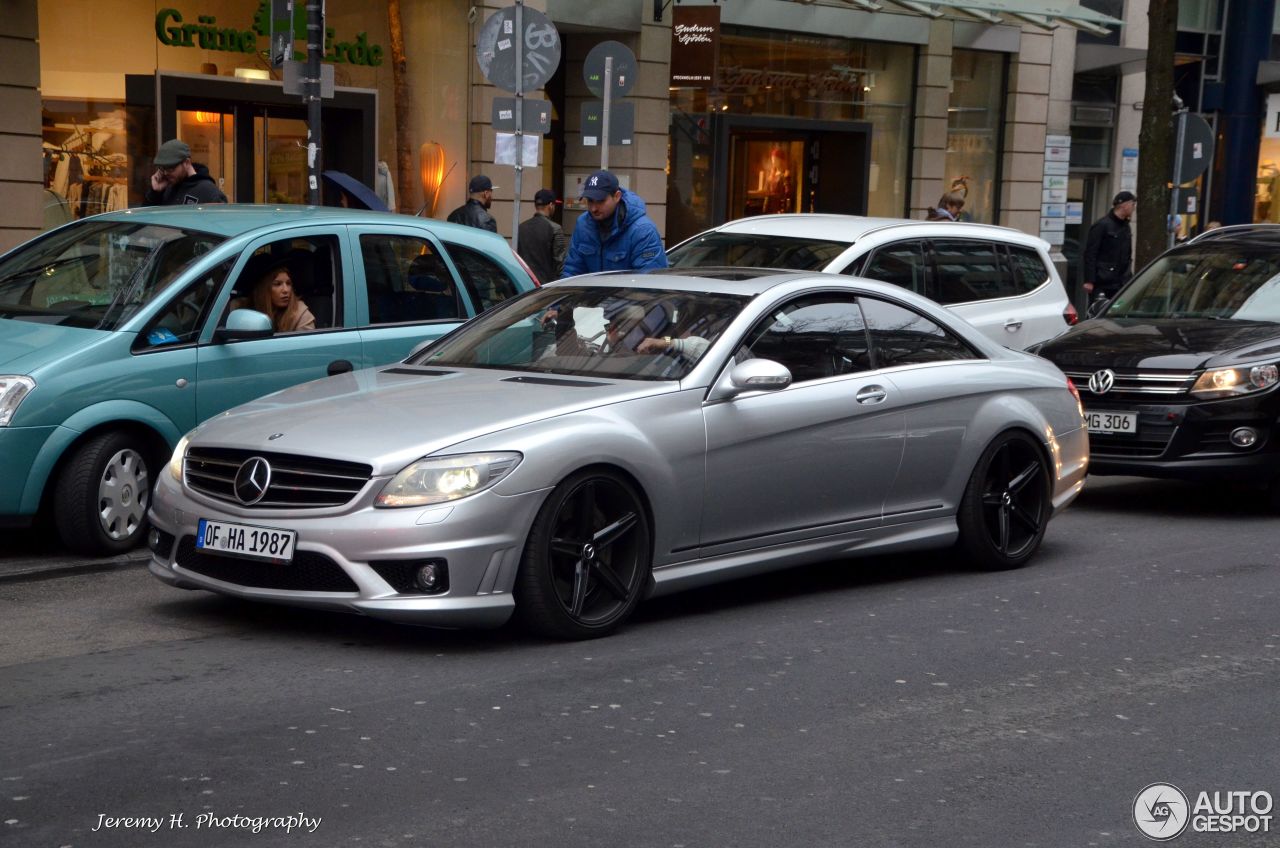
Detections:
[1169, 107, 1187, 250]
[305, 0, 323, 205]
[513, 1, 524, 253]
[601, 56, 613, 171]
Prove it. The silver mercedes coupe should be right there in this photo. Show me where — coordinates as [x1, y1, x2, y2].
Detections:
[148, 269, 1088, 639]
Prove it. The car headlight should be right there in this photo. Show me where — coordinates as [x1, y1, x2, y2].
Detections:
[168, 433, 191, 481]
[375, 452, 522, 508]
[0, 376, 35, 427]
[1190, 364, 1280, 398]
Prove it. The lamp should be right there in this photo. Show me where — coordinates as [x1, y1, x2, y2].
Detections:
[192, 111, 221, 124]
[419, 142, 452, 217]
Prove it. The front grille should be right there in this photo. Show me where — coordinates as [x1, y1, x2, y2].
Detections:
[1088, 432, 1174, 458]
[175, 536, 358, 592]
[184, 447, 372, 509]
[1063, 369, 1196, 398]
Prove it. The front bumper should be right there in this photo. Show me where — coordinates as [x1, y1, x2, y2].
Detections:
[147, 470, 551, 629]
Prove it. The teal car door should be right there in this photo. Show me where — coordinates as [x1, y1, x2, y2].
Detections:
[194, 230, 362, 421]
[350, 226, 478, 366]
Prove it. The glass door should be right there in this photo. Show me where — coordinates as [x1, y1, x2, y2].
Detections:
[176, 109, 235, 202]
[254, 112, 309, 204]
[727, 135, 805, 219]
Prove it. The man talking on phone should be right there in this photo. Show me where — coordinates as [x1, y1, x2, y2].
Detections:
[142, 139, 228, 206]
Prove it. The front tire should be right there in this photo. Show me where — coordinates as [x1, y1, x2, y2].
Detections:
[54, 431, 154, 556]
[957, 430, 1050, 571]
[516, 469, 651, 640]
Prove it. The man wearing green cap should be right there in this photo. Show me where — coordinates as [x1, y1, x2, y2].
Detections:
[143, 139, 228, 206]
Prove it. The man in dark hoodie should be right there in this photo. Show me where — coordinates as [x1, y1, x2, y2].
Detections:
[561, 170, 668, 278]
[143, 139, 228, 206]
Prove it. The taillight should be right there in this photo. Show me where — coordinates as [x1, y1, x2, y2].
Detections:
[1063, 302, 1079, 325]
[510, 247, 541, 287]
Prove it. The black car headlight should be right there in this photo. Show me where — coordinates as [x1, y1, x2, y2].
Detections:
[1190, 364, 1280, 399]
[375, 452, 522, 508]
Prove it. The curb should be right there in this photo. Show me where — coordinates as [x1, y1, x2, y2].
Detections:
[0, 554, 151, 584]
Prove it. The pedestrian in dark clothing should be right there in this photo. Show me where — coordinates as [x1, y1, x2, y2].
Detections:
[561, 170, 668, 278]
[143, 139, 227, 206]
[518, 188, 566, 284]
[1083, 190, 1137, 299]
[447, 175, 498, 232]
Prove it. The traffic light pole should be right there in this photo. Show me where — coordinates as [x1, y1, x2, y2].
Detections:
[305, 0, 324, 205]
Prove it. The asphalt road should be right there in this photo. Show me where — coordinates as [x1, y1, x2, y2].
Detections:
[1, 475, 1277, 847]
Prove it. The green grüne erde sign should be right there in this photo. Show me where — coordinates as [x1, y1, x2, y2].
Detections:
[155, 2, 383, 67]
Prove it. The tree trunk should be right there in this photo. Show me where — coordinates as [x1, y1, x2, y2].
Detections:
[1135, 0, 1178, 269]
[388, 0, 415, 213]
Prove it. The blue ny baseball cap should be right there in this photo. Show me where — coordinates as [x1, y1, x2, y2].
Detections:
[579, 170, 620, 201]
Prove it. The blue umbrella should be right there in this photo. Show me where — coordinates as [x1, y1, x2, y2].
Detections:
[321, 170, 389, 212]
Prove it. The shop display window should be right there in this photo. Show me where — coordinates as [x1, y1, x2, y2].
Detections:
[41, 100, 136, 228]
[945, 50, 1007, 225]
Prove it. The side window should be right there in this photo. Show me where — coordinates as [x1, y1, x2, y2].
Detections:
[931, 239, 1009, 304]
[226, 235, 342, 332]
[860, 297, 979, 368]
[135, 258, 232, 351]
[738, 295, 871, 383]
[443, 243, 521, 314]
[359, 234, 463, 326]
[858, 241, 929, 296]
[1008, 245, 1050, 295]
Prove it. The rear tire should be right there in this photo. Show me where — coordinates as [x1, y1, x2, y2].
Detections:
[957, 430, 1050, 571]
[54, 431, 154, 556]
[516, 469, 651, 640]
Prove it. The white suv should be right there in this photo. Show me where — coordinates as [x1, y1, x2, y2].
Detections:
[667, 214, 1076, 349]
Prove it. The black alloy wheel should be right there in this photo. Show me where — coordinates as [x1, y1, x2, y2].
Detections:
[516, 470, 651, 639]
[957, 430, 1050, 570]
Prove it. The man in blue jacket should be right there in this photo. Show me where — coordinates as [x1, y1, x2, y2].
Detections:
[561, 170, 669, 278]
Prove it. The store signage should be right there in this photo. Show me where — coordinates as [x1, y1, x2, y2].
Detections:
[154, 4, 384, 66]
[670, 5, 719, 88]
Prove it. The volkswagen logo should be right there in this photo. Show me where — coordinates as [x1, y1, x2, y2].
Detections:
[233, 457, 272, 505]
[1088, 369, 1116, 395]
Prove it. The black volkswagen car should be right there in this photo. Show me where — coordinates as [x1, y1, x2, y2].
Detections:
[1035, 225, 1280, 501]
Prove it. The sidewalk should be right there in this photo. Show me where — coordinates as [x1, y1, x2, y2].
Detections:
[0, 548, 151, 583]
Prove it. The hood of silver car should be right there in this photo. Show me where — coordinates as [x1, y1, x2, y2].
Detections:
[191, 365, 674, 474]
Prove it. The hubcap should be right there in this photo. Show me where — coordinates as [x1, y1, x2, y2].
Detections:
[98, 449, 149, 541]
[980, 441, 1045, 558]
[548, 479, 644, 626]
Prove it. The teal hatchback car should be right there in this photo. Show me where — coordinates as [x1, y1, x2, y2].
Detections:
[0, 205, 536, 555]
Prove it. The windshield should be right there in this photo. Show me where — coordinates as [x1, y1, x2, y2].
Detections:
[1105, 246, 1280, 322]
[667, 232, 850, 272]
[0, 221, 224, 330]
[415, 285, 751, 381]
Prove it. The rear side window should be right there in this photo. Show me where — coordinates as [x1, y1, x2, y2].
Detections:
[859, 297, 978, 367]
[932, 239, 1011, 304]
[359, 234, 464, 325]
[443, 243, 521, 313]
[859, 242, 928, 296]
[1008, 245, 1050, 295]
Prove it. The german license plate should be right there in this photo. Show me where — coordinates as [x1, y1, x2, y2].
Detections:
[1085, 410, 1138, 434]
[195, 518, 296, 563]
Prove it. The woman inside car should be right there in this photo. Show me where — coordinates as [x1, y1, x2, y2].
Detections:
[251, 260, 315, 333]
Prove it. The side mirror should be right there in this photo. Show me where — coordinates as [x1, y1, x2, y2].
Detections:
[407, 336, 440, 359]
[710, 358, 792, 401]
[215, 308, 274, 341]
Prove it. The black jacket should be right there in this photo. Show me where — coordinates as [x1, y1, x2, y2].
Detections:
[143, 163, 227, 206]
[446, 198, 497, 233]
[1082, 210, 1133, 295]
[517, 213, 566, 284]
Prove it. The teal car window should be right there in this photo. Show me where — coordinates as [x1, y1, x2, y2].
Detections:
[443, 243, 521, 313]
[360, 235, 463, 324]
[225, 236, 342, 331]
[136, 258, 234, 350]
[0, 221, 224, 330]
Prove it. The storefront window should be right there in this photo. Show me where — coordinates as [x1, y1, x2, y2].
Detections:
[946, 49, 1006, 224]
[1257, 141, 1280, 222]
[668, 26, 914, 243]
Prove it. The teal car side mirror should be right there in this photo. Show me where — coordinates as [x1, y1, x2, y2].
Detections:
[216, 308, 274, 342]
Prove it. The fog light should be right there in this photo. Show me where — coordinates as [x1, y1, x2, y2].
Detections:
[416, 562, 443, 592]
[1230, 427, 1258, 448]
[147, 528, 161, 551]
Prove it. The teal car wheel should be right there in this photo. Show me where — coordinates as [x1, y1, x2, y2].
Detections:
[55, 431, 154, 555]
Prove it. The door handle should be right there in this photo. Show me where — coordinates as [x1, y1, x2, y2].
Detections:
[856, 385, 887, 404]
[327, 359, 354, 376]
[1003, 319, 1023, 331]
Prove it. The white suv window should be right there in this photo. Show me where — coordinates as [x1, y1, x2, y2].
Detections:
[932, 239, 1010, 304]
[1008, 245, 1050, 294]
[859, 242, 928, 296]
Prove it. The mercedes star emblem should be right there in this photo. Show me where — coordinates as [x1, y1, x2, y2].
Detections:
[233, 456, 272, 505]
[1088, 369, 1116, 395]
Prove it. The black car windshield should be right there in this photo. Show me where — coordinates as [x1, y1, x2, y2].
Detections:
[415, 286, 751, 381]
[667, 232, 850, 272]
[1106, 245, 1280, 322]
[0, 221, 224, 330]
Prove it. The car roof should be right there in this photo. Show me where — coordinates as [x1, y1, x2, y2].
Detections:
[548, 267, 922, 298]
[88, 204, 508, 243]
[701, 213, 1046, 248]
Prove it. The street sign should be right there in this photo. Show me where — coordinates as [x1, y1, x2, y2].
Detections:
[584, 41, 637, 98]
[476, 5, 562, 94]
[492, 97, 552, 134]
[269, 0, 293, 68]
[283, 60, 334, 98]
[1173, 113, 1214, 184]
[580, 101, 635, 147]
